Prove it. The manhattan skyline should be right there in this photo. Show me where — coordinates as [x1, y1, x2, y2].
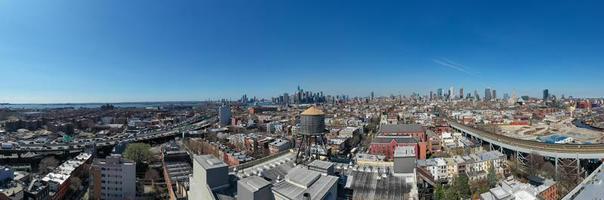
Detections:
[2, 0, 604, 103]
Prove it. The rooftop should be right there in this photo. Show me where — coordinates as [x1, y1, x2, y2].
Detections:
[379, 124, 425, 134]
[301, 106, 324, 116]
[272, 167, 338, 200]
[285, 167, 321, 188]
[307, 160, 334, 171]
[195, 154, 228, 170]
[238, 176, 271, 192]
[573, 168, 604, 199]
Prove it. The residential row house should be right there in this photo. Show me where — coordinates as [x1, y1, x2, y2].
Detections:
[418, 150, 505, 183]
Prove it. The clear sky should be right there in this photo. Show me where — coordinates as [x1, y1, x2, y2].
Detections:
[1, 0, 603, 103]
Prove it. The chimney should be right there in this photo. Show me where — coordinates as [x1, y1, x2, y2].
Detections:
[303, 193, 311, 200]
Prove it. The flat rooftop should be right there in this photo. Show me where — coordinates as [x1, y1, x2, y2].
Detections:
[195, 154, 227, 170]
[238, 176, 271, 192]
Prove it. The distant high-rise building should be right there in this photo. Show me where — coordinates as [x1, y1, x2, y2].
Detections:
[437, 88, 443, 98]
[449, 87, 455, 100]
[429, 91, 434, 101]
[474, 90, 480, 101]
[90, 156, 136, 200]
[485, 88, 492, 101]
[543, 89, 550, 101]
[508, 91, 518, 105]
[492, 90, 497, 100]
[218, 105, 231, 127]
[459, 88, 464, 99]
[503, 93, 510, 100]
[371, 91, 375, 100]
[283, 93, 289, 105]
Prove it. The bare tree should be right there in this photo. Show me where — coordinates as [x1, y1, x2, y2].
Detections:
[527, 153, 545, 176]
[540, 162, 556, 179]
[38, 156, 59, 174]
[144, 169, 161, 181]
[69, 177, 82, 191]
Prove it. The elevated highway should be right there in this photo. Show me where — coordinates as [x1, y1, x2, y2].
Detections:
[1, 115, 216, 154]
[450, 121, 604, 159]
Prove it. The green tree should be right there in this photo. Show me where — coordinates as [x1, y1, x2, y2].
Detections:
[487, 163, 498, 188]
[434, 184, 446, 200]
[444, 187, 459, 200]
[453, 174, 471, 199]
[123, 143, 152, 165]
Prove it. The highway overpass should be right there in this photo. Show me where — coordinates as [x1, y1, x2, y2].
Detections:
[450, 121, 604, 159]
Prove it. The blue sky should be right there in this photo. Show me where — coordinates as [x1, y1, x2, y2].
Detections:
[1, 0, 603, 103]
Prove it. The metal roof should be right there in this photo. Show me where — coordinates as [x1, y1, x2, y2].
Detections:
[286, 167, 321, 188]
[238, 176, 271, 192]
[272, 167, 338, 200]
[379, 124, 424, 134]
[308, 160, 334, 171]
[301, 106, 324, 116]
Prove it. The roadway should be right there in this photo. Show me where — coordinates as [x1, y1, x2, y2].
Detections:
[1, 115, 216, 154]
[449, 121, 604, 159]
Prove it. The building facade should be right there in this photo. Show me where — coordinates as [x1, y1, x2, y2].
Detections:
[90, 156, 136, 200]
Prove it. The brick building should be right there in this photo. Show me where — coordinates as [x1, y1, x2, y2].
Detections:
[369, 136, 426, 160]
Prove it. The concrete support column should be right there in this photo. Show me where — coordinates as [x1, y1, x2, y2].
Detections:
[577, 157, 581, 178]
[555, 157, 559, 180]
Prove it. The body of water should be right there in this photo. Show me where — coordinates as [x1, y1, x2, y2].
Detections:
[0, 102, 205, 109]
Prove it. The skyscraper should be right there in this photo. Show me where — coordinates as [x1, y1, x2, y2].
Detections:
[492, 89, 497, 100]
[449, 87, 455, 100]
[283, 93, 289, 105]
[437, 88, 443, 98]
[485, 88, 492, 101]
[543, 89, 549, 101]
[474, 90, 480, 101]
[459, 88, 464, 99]
[371, 91, 374, 100]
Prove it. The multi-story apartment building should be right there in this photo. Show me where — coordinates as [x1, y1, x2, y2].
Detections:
[90, 156, 136, 200]
[419, 151, 505, 184]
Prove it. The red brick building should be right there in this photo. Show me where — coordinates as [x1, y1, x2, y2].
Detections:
[369, 136, 426, 160]
[371, 124, 429, 160]
[539, 184, 558, 200]
[379, 124, 427, 142]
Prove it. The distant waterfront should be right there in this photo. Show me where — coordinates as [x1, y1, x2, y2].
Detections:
[0, 102, 205, 109]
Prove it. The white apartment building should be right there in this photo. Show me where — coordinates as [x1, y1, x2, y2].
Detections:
[90, 156, 136, 200]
